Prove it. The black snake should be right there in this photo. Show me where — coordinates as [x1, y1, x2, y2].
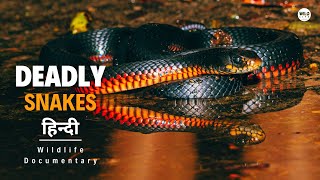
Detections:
[39, 23, 305, 145]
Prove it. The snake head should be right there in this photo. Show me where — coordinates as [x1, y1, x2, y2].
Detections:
[224, 49, 262, 74]
[229, 123, 266, 145]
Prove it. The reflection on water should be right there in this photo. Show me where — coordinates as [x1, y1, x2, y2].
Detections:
[0, 75, 312, 179]
[101, 131, 197, 180]
[243, 90, 320, 179]
[88, 76, 306, 178]
[92, 76, 305, 145]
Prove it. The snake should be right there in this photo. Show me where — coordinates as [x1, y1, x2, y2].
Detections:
[39, 23, 304, 145]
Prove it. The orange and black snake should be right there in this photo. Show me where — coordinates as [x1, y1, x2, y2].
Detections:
[39, 23, 304, 145]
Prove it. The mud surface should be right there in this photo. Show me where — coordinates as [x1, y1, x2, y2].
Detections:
[1, 0, 320, 179]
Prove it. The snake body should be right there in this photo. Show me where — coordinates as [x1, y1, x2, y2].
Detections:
[39, 23, 304, 145]
[40, 23, 304, 98]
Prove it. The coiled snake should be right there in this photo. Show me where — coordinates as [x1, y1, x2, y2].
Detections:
[39, 23, 304, 145]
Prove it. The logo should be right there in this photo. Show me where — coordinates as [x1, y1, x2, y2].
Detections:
[298, 8, 311, 22]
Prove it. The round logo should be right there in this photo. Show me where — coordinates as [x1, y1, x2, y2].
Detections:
[298, 8, 311, 22]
